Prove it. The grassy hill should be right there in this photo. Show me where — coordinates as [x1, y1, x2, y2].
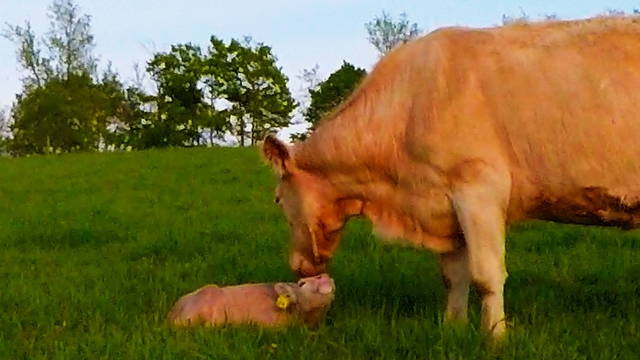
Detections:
[0, 147, 638, 359]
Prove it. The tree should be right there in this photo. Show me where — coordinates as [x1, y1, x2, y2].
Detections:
[2, 0, 125, 155]
[197, 43, 233, 146]
[365, 11, 422, 56]
[8, 73, 115, 155]
[0, 108, 9, 155]
[145, 43, 207, 148]
[45, 0, 98, 80]
[293, 64, 321, 121]
[96, 64, 152, 151]
[139, 35, 295, 148]
[205, 36, 296, 146]
[304, 61, 366, 131]
[287, 64, 322, 142]
[0, 108, 8, 137]
[3, 0, 298, 153]
[3, 0, 97, 88]
[2, 21, 50, 90]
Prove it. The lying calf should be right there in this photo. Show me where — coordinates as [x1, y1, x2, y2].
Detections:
[167, 273, 336, 328]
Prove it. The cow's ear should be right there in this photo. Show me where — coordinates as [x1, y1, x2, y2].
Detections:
[260, 134, 291, 176]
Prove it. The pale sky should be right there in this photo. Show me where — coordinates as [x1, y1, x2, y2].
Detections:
[1, 0, 638, 137]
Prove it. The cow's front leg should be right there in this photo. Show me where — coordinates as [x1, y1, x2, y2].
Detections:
[438, 246, 470, 325]
[450, 160, 510, 342]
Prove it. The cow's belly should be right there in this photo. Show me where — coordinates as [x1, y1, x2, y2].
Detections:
[507, 130, 640, 228]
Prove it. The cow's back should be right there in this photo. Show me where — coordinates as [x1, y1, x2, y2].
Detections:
[398, 16, 640, 226]
[293, 15, 640, 227]
[473, 18, 640, 190]
[429, 17, 640, 225]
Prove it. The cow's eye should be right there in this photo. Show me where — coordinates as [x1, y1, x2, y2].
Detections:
[274, 196, 281, 204]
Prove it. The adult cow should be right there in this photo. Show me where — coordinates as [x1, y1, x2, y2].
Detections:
[260, 15, 640, 341]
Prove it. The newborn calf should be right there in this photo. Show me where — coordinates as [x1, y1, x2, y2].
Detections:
[167, 273, 336, 328]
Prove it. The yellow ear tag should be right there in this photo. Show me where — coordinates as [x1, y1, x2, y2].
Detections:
[276, 294, 290, 310]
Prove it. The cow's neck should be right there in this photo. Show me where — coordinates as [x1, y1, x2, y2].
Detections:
[293, 92, 407, 179]
[356, 177, 462, 253]
[295, 144, 462, 254]
[291, 101, 462, 253]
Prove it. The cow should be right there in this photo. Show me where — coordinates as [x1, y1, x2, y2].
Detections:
[260, 15, 640, 342]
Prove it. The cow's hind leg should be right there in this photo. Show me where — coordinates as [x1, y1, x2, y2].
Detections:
[439, 246, 470, 325]
[449, 160, 510, 342]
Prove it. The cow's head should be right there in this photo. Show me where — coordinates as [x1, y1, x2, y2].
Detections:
[260, 134, 362, 278]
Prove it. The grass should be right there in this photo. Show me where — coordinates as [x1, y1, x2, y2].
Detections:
[0, 146, 639, 359]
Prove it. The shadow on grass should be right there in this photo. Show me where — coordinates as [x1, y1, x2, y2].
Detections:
[334, 265, 640, 318]
[327, 264, 448, 324]
[506, 266, 640, 319]
[325, 253, 640, 329]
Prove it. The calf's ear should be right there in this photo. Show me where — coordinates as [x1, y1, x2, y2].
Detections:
[274, 283, 298, 303]
[260, 134, 291, 176]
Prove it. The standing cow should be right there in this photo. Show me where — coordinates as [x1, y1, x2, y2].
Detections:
[260, 15, 640, 341]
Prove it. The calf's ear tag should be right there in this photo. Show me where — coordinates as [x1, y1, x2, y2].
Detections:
[276, 294, 290, 310]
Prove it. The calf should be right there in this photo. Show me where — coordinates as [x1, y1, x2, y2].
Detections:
[167, 273, 336, 328]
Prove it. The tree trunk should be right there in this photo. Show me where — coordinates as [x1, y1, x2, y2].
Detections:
[239, 117, 245, 146]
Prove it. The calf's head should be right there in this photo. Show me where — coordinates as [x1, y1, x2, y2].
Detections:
[274, 273, 336, 323]
[261, 135, 362, 277]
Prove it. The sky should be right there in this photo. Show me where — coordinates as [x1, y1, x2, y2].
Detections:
[1, 0, 638, 140]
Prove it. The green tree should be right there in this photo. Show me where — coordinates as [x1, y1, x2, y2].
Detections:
[145, 43, 206, 148]
[46, 0, 98, 79]
[2, 0, 124, 155]
[2, 21, 50, 90]
[0, 107, 9, 155]
[141, 35, 295, 148]
[8, 73, 115, 155]
[198, 55, 231, 146]
[96, 64, 153, 151]
[365, 11, 422, 56]
[297, 61, 366, 139]
[205, 36, 296, 146]
[3, 0, 96, 88]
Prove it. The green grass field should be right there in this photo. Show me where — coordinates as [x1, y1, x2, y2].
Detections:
[0, 147, 638, 359]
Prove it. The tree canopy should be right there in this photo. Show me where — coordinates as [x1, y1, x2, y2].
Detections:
[365, 11, 423, 56]
[1, 0, 297, 156]
[305, 61, 366, 126]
